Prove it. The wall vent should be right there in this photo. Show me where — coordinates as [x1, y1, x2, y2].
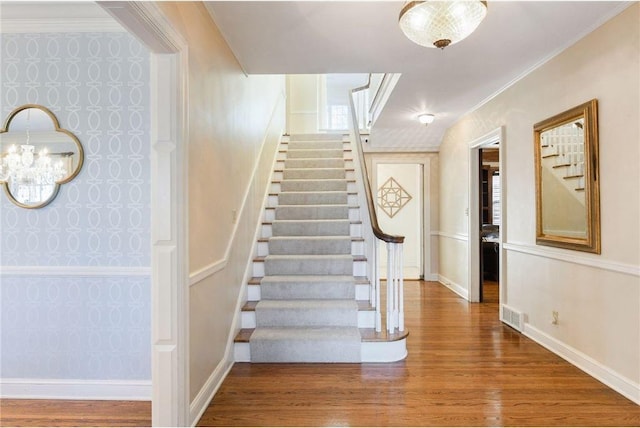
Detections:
[501, 304, 525, 332]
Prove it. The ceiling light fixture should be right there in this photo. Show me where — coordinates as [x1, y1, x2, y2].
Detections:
[399, 1, 488, 49]
[418, 113, 435, 125]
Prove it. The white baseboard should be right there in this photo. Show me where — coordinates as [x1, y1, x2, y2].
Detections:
[188, 358, 233, 426]
[425, 273, 439, 281]
[0, 378, 151, 400]
[438, 274, 469, 300]
[524, 323, 640, 405]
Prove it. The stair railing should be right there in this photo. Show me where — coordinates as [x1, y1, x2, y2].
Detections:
[348, 75, 405, 334]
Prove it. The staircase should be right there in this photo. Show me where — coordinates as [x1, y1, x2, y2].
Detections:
[234, 134, 407, 363]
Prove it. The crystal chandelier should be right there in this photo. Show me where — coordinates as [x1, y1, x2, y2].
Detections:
[1, 144, 66, 186]
[0, 109, 66, 192]
[399, 1, 488, 49]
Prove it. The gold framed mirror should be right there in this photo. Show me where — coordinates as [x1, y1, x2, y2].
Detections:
[534, 99, 600, 253]
[0, 104, 84, 209]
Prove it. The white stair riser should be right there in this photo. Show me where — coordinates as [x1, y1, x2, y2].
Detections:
[234, 342, 251, 362]
[353, 260, 366, 276]
[352, 240, 365, 255]
[355, 283, 370, 300]
[350, 223, 362, 237]
[358, 310, 375, 328]
[242, 311, 256, 329]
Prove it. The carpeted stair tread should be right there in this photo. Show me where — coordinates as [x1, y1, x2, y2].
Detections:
[259, 274, 355, 299]
[264, 254, 353, 276]
[255, 299, 358, 328]
[268, 236, 351, 255]
[275, 204, 349, 220]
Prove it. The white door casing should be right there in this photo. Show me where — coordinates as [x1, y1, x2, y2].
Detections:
[100, 3, 190, 426]
[468, 127, 505, 305]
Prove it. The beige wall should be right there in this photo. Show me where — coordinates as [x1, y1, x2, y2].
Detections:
[439, 4, 639, 392]
[158, 2, 285, 401]
[286, 74, 319, 134]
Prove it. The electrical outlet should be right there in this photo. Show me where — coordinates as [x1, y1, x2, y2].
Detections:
[232, 209, 238, 224]
[551, 310, 559, 325]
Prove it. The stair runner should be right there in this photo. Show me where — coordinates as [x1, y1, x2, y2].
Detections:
[248, 134, 363, 362]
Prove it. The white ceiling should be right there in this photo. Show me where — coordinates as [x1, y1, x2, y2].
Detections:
[1, 1, 630, 151]
[206, 1, 630, 150]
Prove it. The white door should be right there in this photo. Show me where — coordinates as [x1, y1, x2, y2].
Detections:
[376, 163, 423, 279]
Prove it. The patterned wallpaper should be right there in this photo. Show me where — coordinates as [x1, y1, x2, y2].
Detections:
[0, 32, 151, 381]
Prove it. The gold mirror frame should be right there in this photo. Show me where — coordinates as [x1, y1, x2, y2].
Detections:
[0, 104, 84, 209]
[534, 99, 600, 253]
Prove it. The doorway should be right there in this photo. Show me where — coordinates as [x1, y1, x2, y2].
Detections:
[468, 127, 505, 306]
[375, 162, 424, 280]
[479, 148, 500, 303]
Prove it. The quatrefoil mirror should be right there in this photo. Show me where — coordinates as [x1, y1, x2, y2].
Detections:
[0, 104, 84, 209]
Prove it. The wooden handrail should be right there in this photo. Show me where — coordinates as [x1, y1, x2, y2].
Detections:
[349, 75, 404, 244]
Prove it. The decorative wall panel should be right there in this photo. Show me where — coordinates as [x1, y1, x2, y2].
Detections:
[0, 32, 151, 381]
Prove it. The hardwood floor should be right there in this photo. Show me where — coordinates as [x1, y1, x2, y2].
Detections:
[2, 281, 639, 427]
[198, 281, 640, 427]
[0, 399, 150, 427]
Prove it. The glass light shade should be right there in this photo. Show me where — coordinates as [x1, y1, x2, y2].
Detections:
[399, 1, 488, 49]
[418, 113, 435, 124]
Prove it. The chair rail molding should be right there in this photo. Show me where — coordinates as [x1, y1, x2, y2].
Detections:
[503, 242, 640, 277]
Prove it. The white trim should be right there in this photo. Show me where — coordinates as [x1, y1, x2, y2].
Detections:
[202, 3, 249, 77]
[188, 359, 233, 426]
[438, 274, 469, 300]
[0, 266, 150, 277]
[0, 18, 125, 34]
[523, 323, 640, 405]
[434, 231, 469, 242]
[361, 339, 407, 362]
[0, 378, 151, 401]
[369, 73, 402, 127]
[188, 94, 287, 288]
[188, 259, 227, 286]
[468, 126, 505, 303]
[101, 3, 191, 426]
[465, 3, 633, 116]
[504, 242, 640, 277]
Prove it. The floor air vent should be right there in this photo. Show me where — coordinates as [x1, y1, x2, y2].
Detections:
[501, 304, 524, 332]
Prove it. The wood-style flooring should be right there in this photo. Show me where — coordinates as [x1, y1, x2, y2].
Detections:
[198, 281, 640, 427]
[2, 280, 639, 427]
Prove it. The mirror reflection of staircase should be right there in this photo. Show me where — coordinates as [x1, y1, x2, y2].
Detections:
[234, 134, 407, 363]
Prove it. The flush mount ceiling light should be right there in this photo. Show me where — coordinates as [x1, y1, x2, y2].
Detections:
[399, 1, 488, 49]
[418, 113, 435, 124]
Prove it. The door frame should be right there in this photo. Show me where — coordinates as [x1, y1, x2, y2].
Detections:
[370, 155, 434, 280]
[100, 3, 190, 426]
[468, 127, 505, 304]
